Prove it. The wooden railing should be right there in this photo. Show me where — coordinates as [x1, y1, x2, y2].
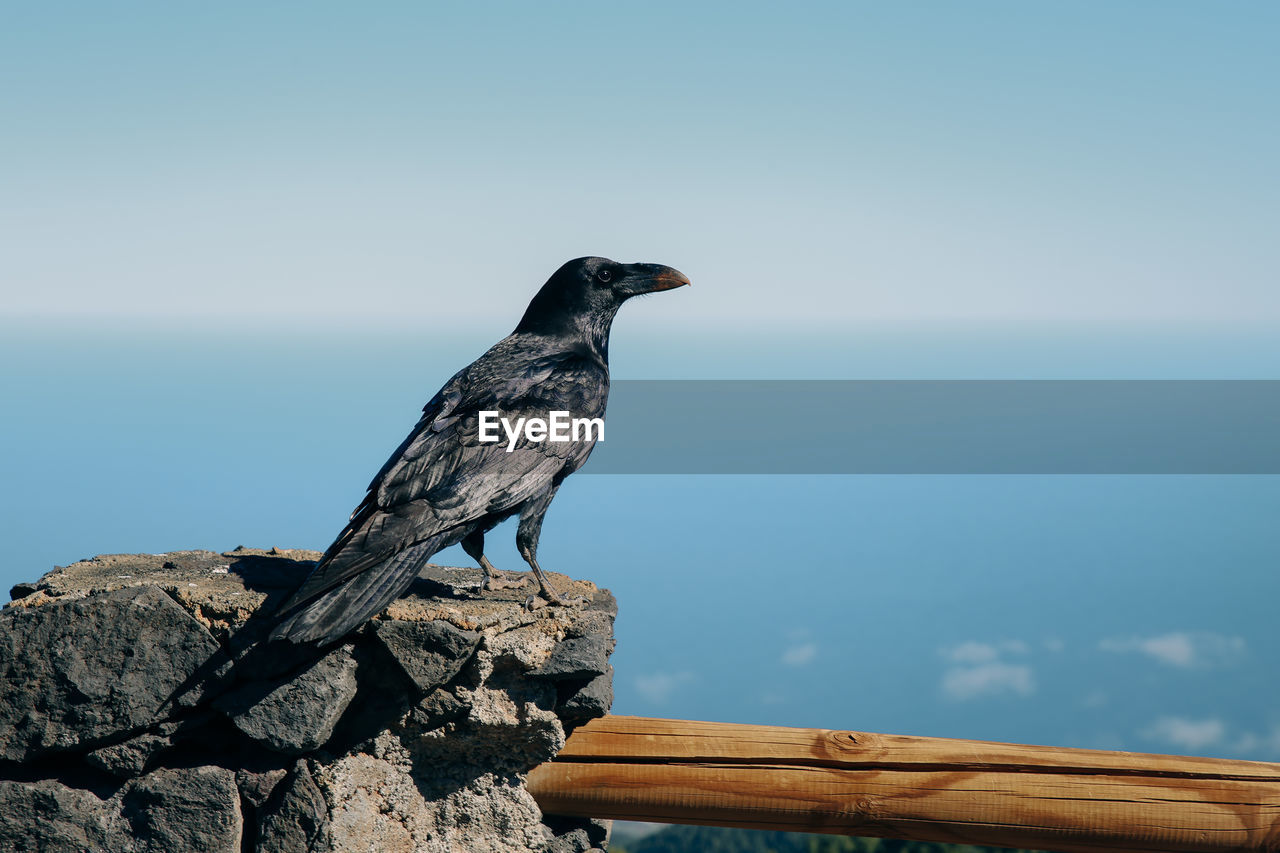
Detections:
[527, 716, 1280, 853]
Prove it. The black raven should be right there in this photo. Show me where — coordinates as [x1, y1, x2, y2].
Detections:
[270, 256, 689, 645]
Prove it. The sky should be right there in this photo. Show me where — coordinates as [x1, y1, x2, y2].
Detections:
[2, 2, 1279, 766]
[4, 1, 1278, 327]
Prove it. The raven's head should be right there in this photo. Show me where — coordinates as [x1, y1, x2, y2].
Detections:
[515, 256, 690, 341]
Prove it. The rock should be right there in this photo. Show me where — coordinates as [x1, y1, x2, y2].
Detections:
[0, 778, 111, 852]
[86, 731, 172, 777]
[0, 585, 225, 761]
[0, 767, 243, 853]
[236, 767, 289, 808]
[535, 636, 613, 681]
[543, 817, 612, 853]
[557, 667, 615, 723]
[487, 623, 562, 672]
[1, 551, 616, 851]
[412, 687, 470, 730]
[317, 733, 556, 853]
[372, 618, 481, 694]
[120, 766, 243, 852]
[7, 549, 319, 645]
[257, 761, 328, 853]
[215, 644, 360, 755]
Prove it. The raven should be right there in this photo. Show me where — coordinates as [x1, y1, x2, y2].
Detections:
[270, 256, 689, 645]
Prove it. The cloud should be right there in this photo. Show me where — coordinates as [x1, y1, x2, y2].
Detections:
[1142, 718, 1280, 760]
[1099, 632, 1245, 668]
[1231, 726, 1280, 757]
[939, 639, 1034, 701]
[1142, 716, 1225, 751]
[781, 642, 817, 666]
[1079, 690, 1108, 709]
[941, 640, 1029, 665]
[942, 662, 1035, 701]
[634, 672, 693, 704]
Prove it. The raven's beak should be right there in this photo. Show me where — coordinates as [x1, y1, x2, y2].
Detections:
[620, 263, 692, 297]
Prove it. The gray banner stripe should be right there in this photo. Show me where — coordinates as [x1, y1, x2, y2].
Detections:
[579, 380, 1280, 474]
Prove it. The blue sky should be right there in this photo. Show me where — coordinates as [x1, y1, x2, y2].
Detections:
[4, 2, 1278, 326]
[2, 3, 1279, 763]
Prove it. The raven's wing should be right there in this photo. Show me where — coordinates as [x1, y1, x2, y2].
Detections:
[276, 349, 606, 616]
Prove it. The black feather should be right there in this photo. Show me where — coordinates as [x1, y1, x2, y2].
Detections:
[268, 256, 688, 646]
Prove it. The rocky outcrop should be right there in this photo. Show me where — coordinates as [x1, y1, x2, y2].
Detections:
[1, 549, 615, 852]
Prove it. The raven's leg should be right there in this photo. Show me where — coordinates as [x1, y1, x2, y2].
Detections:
[461, 529, 530, 591]
[516, 486, 588, 608]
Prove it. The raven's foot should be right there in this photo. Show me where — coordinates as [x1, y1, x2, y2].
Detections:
[485, 570, 532, 592]
[524, 577, 589, 611]
[479, 556, 532, 592]
[519, 553, 589, 610]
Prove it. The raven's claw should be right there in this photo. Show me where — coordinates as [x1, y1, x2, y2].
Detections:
[483, 567, 532, 592]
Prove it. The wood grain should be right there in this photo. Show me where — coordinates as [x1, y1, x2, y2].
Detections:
[526, 716, 1280, 852]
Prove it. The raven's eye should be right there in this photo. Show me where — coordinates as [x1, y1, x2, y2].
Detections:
[596, 269, 613, 283]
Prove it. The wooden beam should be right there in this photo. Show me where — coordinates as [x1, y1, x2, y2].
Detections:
[526, 716, 1280, 852]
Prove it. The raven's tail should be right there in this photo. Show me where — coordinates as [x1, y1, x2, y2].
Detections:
[268, 531, 456, 646]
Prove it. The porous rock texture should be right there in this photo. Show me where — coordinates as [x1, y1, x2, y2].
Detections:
[0, 548, 615, 852]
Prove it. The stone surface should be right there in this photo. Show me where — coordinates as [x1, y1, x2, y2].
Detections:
[0, 778, 112, 852]
[121, 766, 244, 853]
[257, 761, 328, 853]
[86, 731, 172, 777]
[237, 767, 289, 808]
[215, 644, 360, 754]
[0, 550, 616, 851]
[544, 818, 613, 853]
[535, 636, 613, 681]
[0, 584, 225, 761]
[6, 548, 317, 644]
[557, 668, 615, 723]
[373, 618, 482, 694]
[0, 766, 244, 853]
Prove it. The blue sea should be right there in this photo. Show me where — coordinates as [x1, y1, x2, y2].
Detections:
[3, 319, 1277, 758]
